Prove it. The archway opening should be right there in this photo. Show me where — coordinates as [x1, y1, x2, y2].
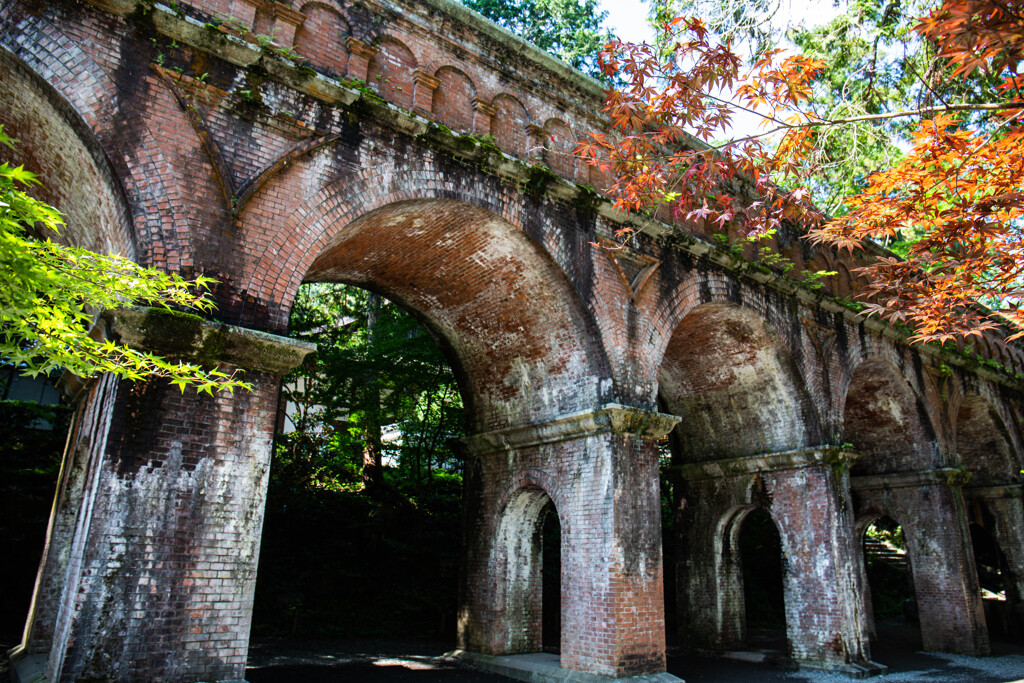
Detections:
[737, 508, 787, 653]
[862, 517, 920, 650]
[843, 359, 938, 475]
[657, 303, 815, 655]
[250, 283, 468, 650]
[969, 508, 1017, 639]
[248, 196, 602, 676]
[541, 503, 562, 653]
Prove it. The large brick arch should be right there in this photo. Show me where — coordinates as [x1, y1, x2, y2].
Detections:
[0, 45, 133, 258]
[0, 15, 200, 272]
[239, 175, 611, 430]
[843, 357, 941, 474]
[659, 302, 820, 459]
[955, 394, 1020, 484]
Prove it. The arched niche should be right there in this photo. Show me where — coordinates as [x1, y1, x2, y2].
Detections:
[366, 37, 416, 110]
[843, 358, 939, 475]
[431, 66, 476, 133]
[495, 487, 561, 653]
[659, 303, 817, 462]
[490, 94, 530, 157]
[295, 2, 350, 76]
[300, 198, 609, 432]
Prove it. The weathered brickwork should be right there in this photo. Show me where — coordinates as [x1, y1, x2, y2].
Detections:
[2, 0, 1024, 681]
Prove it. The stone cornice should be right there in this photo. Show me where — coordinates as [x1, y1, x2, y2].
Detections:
[851, 467, 971, 492]
[963, 483, 1024, 499]
[462, 404, 680, 455]
[101, 307, 315, 375]
[671, 447, 858, 481]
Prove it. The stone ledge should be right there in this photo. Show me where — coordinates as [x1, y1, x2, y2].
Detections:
[963, 483, 1024, 499]
[462, 404, 681, 455]
[851, 467, 968, 491]
[670, 447, 859, 481]
[101, 307, 315, 375]
[448, 651, 683, 683]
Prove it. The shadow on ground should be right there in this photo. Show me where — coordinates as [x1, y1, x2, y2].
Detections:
[245, 626, 1024, 683]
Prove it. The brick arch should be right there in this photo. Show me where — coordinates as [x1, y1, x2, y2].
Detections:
[0, 23, 198, 273]
[0, 45, 133, 260]
[543, 117, 576, 180]
[295, 2, 350, 77]
[842, 357, 940, 474]
[658, 302, 821, 460]
[432, 65, 476, 133]
[239, 174, 611, 431]
[366, 36, 416, 110]
[954, 394, 1020, 484]
[490, 93, 531, 157]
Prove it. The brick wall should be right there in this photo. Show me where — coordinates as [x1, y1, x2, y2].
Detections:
[3, 0, 1024, 680]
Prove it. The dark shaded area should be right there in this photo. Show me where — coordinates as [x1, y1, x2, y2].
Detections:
[740, 508, 786, 630]
[541, 505, 560, 651]
[0, 400, 69, 645]
[252, 474, 464, 640]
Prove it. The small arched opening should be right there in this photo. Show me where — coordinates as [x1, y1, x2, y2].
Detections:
[732, 507, 788, 655]
[496, 487, 562, 655]
[968, 502, 1019, 639]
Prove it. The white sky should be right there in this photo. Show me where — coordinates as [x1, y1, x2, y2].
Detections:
[595, 0, 844, 138]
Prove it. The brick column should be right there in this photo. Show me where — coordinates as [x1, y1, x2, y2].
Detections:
[525, 122, 549, 161]
[267, 2, 306, 47]
[675, 448, 882, 675]
[228, 0, 260, 29]
[853, 469, 990, 655]
[411, 69, 439, 117]
[345, 37, 378, 82]
[9, 308, 314, 683]
[471, 97, 496, 135]
[456, 404, 679, 678]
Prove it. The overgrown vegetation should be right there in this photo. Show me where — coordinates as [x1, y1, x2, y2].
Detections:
[252, 283, 468, 640]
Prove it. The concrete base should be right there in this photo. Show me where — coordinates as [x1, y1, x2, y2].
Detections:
[7, 646, 249, 683]
[8, 647, 47, 683]
[698, 648, 887, 679]
[448, 651, 684, 682]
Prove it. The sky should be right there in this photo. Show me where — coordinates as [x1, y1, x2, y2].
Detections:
[594, 0, 845, 138]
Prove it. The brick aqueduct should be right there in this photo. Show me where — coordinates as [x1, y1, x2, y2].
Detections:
[3, 0, 1024, 681]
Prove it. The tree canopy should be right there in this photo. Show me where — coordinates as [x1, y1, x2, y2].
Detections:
[0, 127, 248, 393]
[578, 0, 1024, 344]
[460, 0, 613, 76]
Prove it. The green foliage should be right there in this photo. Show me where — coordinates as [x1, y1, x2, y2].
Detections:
[0, 127, 248, 393]
[254, 283, 468, 639]
[459, 0, 613, 77]
[282, 283, 465, 490]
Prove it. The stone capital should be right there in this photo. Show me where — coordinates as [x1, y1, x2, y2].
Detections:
[461, 403, 680, 455]
[345, 37, 379, 60]
[269, 1, 306, 28]
[101, 307, 316, 375]
[471, 97, 497, 117]
[412, 69, 440, 90]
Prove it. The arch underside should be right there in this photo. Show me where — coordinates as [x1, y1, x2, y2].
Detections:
[659, 303, 817, 461]
[303, 198, 608, 431]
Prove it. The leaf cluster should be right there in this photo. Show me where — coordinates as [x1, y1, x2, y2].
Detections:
[0, 127, 249, 393]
